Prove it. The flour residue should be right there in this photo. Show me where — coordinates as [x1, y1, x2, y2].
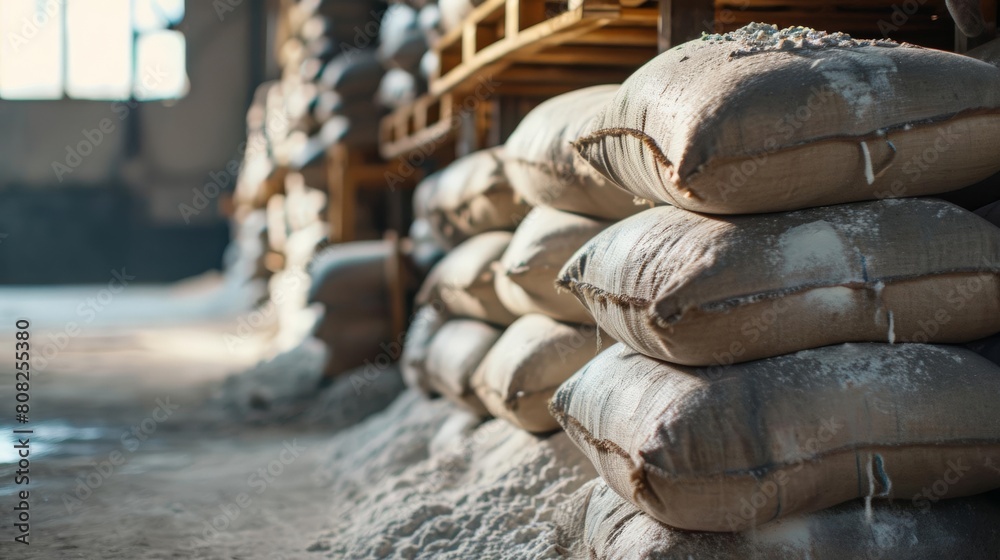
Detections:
[820, 54, 899, 119]
[860, 141, 875, 184]
[779, 221, 850, 274]
[804, 286, 854, 312]
[755, 516, 814, 553]
[701, 23, 898, 55]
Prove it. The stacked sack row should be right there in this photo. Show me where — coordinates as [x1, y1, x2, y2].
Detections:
[374, 0, 433, 111]
[372, 0, 496, 112]
[220, 0, 390, 357]
[399, 85, 641, 428]
[542, 24, 1000, 554]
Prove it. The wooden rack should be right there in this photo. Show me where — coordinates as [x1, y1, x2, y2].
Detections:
[379, 0, 660, 161]
[325, 144, 421, 243]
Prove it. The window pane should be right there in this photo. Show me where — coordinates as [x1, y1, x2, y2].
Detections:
[133, 0, 184, 32]
[0, 0, 64, 99]
[66, 0, 132, 100]
[134, 30, 187, 100]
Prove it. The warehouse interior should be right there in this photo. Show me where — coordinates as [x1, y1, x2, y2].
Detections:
[1, 0, 1000, 558]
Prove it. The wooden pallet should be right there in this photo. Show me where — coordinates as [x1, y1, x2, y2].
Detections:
[380, 94, 457, 161]
[432, 0, 659, 96]
[325, 143, 421, 243]
[379, 0, 659, 160]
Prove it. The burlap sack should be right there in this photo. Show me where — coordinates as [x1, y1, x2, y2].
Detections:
[425, 319, 502, 415]
[504, 86, 643, 220]
[969, 37, 1000, 67]
[376, 68, 423, 110]
[313, 313, 392, 378]
[558, 199, 1000, 366]
[413, 169, 441, 221]
[495, 207, 611, 325]
[401, 305, 449, 396]
[471, 314, 610, 433]
[551, 343, 1000, 532]
[308, 240, 392, 311]
[584, 480, 1000, 560]
[377, 4, 427, 73]
[574, 24, 1000, 215]
[425, 147, 531, 249]
[417, 231, 518, 326]
[319, 50, 385, 98]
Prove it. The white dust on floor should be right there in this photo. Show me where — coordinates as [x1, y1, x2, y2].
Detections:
[308, 392, 599, 559]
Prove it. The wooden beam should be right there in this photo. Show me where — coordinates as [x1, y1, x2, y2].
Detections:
[659, 0, 718, 51]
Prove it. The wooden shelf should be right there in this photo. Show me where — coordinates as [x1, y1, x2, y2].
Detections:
[379, 0, 659, 160]
[326, 144, 420, 243]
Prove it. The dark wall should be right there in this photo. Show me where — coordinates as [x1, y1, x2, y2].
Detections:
[0, 1, 261, 285]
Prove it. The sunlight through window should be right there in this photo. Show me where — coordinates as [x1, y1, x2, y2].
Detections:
[0, 0, 187, 100]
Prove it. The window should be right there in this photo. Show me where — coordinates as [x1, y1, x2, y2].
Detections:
[0, 0, 187, 100]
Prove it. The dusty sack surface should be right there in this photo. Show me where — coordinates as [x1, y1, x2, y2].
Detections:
[496, 207, 612, 325]
[550, 343, 1000, 532]
[425, 319, 503, 415]
[472, 314, 611, 433]
[418, 231, 518, 326]
[424, 148, 531, 249]
[558, 198, 1000, 366]
[575, 24, 1000, 214]
[401, 305, 450, 396]
[969, 37, 1000, 67]
[582, 480, 1000, 560]
[312, 391, 599, 559]
[503, 85, 643, 220]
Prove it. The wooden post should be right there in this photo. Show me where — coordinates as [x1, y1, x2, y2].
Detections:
[659, 0, 717, 52]
[326, 144, 353, 243]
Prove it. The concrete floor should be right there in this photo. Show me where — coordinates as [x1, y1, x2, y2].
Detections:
[0, 276, 341, 559]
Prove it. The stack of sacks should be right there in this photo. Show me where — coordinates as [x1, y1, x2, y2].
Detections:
[466, 87, 648, 434]
[275, 0, 389, 184]
[408, 169, 447, 274]
[285, 54, 385, 186]
[307, 239, 405, 379]
[289, 0, 388, 51]
[419, 147, 529, 248]
[581, 480, 1000, 559]
[940, 37, 1000, 212]
[416, 1, 441, 82]
[402, 149, 530, 412]
[376, 3, 429, 110]
[221, 209, 271, 290]
[233, 82, 281, 209]
[266, 176, 329, 352]
[548, 23, 1000, 543]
